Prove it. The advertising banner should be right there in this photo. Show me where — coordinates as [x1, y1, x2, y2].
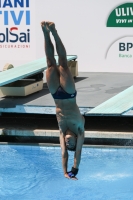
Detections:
[0, 0, 133, 73]
[0, 0, 36, 69]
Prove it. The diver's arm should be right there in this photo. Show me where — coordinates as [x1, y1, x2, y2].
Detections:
[73, 131, 84, 169]
[59, 131, 69, 176]
[62, 150, 69, 175]
[73, 117, 85, 168]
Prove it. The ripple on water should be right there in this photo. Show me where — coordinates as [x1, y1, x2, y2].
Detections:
[0, 146, 52, 197]
[0, 146, 133, 199]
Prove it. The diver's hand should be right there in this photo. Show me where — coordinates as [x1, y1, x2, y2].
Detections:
[64, 173, 70, 179]
[64, 173, 78, 180]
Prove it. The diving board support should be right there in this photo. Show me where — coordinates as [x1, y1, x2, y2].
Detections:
[67, 60, 78, 77]
[0, 80, 43, 97]
[86, 85, 133, 115]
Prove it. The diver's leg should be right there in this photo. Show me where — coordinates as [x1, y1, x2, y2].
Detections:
[46, 22, 75, 94]
[41, 21, 60, 94]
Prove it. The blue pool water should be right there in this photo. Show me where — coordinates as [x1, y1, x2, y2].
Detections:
[0, 145, 133, 200]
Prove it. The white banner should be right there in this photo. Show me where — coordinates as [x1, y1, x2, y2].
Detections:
[0, 0, 36, 69]
[0, 0, 133, 73]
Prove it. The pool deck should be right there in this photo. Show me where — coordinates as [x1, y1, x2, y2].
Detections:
[0, 72, 133, 116]
[0, 72, 133, 145]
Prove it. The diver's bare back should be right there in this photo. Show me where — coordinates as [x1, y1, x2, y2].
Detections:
[55, 98, 85, 135]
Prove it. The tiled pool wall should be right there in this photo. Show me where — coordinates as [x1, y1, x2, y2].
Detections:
[0, 129, 133, 146]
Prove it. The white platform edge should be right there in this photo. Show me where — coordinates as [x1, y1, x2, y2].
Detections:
[0, 105, 132, 116]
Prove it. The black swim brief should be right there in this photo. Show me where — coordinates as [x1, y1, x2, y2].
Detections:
[52, 86, 77, 99]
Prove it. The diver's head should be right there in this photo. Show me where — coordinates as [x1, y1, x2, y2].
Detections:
[65, 129, 77, 151]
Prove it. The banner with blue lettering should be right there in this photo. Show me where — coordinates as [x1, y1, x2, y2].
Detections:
[0, 0, 133, 73]
[0, 0, 35, 69]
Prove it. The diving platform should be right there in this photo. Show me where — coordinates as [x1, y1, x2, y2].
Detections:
[0, 55, 78, 97]
[86, 85, 133, 116]
[0, 71, 133, 116]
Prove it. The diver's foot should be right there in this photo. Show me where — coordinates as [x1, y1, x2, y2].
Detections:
[46, 21, 57, 34]
[41, 21, 50, 33]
